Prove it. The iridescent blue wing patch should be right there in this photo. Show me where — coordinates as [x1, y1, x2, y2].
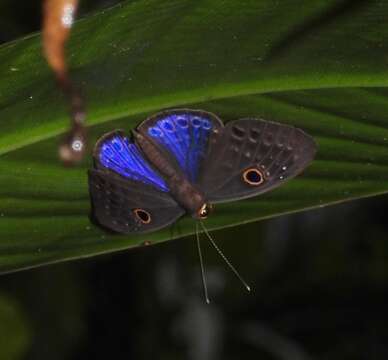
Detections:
[137, 109, 223, 183]
[94, 131, 168, 192]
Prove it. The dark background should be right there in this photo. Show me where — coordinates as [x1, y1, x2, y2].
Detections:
[1, 1, 388, 359]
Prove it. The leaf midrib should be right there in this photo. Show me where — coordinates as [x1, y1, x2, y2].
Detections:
[2, 79, 388, 157]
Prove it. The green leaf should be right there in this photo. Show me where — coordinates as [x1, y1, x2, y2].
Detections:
[1, 0, 388, 273]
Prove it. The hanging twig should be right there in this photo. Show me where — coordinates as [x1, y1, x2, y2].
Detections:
[43, 0, 87, 165]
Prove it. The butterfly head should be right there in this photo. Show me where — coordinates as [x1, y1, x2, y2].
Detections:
[196, 203, 213, 220]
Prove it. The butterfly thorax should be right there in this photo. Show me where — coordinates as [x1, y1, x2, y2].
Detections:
[133, 130, 209, 219]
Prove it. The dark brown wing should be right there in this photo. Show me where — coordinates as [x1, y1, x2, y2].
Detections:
[198, 118, 317, 203]
[89, 169, 185, 234]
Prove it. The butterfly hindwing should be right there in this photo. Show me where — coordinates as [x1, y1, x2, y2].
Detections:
[89, 169, 185, 234]
[137, 109, 223, 183]
[198, 118, 317, 203]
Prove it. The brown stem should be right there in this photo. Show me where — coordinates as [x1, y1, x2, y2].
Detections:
[43, 0, 87, 165]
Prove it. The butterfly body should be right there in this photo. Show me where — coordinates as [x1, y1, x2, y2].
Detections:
[89, 109, 317, 234]
[133, 130, 208, 218]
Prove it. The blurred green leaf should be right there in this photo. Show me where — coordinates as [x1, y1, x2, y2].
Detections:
[1, 0, 388, 273]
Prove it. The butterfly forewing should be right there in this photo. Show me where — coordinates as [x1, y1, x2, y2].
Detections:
[137, 109, 223, 183]
[198, 118, 317, 203]
[90, 130, 184, 234]
[94, 130, 169, 191]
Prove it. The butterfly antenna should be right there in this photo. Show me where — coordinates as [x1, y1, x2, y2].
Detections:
[196, 222, 210, 304]
[199, 221, 251, 293]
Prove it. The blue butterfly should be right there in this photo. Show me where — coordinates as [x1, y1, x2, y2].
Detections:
[89, 109, 316, 234]
[89, 109, 316, 299]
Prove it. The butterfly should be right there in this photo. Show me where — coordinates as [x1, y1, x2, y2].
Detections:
[88, 109, 317, 234]
[88, 109, 317, 300]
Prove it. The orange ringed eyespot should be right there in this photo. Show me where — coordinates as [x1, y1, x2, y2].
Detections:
[242, 168, 264, 186]
[133, 208, 151, 224]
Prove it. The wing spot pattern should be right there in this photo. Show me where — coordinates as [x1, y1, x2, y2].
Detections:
[162, 120, 175, 132]
[149, 127, 162, 137]
[249, 128, 261, 143]
[242, 168, 264, 186]
[192, 116, 202, 127]
[202, 119, 212, 130]
[147, 114, 213, 182]
[231, 125, 245, 139]
[177, 116, 189, 128]
[133, 208, 152, 224]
